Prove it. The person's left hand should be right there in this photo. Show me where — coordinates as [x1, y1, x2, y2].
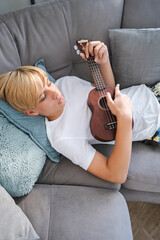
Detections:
[80, 41, 109, 65]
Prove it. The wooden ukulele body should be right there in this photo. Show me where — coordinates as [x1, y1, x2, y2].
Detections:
[88, 86, 117, 142]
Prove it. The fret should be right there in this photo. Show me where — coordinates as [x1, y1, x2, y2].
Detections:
[87, 56, 106, 91]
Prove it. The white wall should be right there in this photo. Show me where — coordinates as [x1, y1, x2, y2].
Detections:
[0, 0, 31, 15]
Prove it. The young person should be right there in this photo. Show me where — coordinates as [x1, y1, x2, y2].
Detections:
[0, 41, 160, 184]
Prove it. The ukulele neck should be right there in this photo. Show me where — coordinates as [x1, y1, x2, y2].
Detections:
[87, 56, 106, 91]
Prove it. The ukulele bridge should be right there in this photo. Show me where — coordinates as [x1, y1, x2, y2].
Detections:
[104, 122, 117, 130]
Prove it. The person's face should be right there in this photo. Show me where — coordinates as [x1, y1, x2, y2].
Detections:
[28, 76, 66, 121]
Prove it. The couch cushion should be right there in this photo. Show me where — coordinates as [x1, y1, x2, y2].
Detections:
[37, 156, 120, 191]
[63, 0, 124, 81]
[109, 28, 160, 88]
[123, 142, 160, 193]
[122, 0, 160, 28]
[0, 0, 124, 81]
[120, 187, 160, 204]
[0, 20, 21, 74]
[0, 1, 72, 79]
[0, 185, 39, 240]
[16, 184, 133, 240]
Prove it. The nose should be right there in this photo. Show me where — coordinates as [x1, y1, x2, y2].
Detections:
[51, 91, 58, 100]
[47, 88, 58, 99]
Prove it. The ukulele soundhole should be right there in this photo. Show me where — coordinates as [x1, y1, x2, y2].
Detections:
[99, 96, 109, 110]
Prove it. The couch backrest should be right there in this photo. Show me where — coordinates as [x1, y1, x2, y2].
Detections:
[0, 20, 21, 74]
[0, 0, 160, 81]
[0, 0, 124, 81]
[122, 0, 160, 28]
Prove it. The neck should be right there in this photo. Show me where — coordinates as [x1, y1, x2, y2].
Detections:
[87, 56, 106, 91]
[47, 109, 64, 121]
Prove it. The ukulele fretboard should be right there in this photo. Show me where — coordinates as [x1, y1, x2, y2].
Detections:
[87, 56, 106, 91]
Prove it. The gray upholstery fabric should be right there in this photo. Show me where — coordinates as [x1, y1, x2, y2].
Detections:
[0, 0, 124, 81]
[0, 185, 39, 240]
[37, 156, 120, 191]
[123, 142, 160, 193]
[62, 0, 124, 82]
[109, 28, 160, 88]
[0, 20, 21, 74]
[16, 184, 133, 240]
[120, 187, 160, 204]
[0, 1, 71, 77]
[122, 0, 160, 28]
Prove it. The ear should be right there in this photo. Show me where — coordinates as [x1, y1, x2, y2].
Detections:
[23, 109, 39, 116]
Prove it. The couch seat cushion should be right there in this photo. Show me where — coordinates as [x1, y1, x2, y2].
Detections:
[37, 156, 120, 191]
[16, 184, 133, 240]
[123, 142, 160, 192]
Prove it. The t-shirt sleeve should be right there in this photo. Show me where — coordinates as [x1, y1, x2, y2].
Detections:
[53, 138, 96, 170]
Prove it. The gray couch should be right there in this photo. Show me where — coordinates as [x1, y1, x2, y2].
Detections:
[0, 0, 160, 239]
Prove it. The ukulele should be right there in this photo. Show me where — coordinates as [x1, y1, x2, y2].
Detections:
[74, 39, 133, 142]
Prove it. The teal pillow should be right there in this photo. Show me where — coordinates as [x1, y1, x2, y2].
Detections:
[0, 59, 60, 162]
[35, 58, 55, 83]
[0, 113, 46, 197]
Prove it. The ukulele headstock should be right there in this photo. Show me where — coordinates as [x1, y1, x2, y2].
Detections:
[74, 39, 89, 55]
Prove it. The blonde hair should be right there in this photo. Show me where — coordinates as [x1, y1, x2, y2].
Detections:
[0, 66, 47, 112]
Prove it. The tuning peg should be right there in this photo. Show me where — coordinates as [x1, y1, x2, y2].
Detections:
[76, 50, 80, 55]
[74, 45, 78, 50]
[74, 45, 81, 55]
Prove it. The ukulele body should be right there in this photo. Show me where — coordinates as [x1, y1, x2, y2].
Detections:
[88, 86, 117, 142]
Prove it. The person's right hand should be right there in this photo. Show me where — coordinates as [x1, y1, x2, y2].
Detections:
[106, 84, 132, 120]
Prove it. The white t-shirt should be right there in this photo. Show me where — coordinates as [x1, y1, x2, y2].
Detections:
[45, 76, 160, 170]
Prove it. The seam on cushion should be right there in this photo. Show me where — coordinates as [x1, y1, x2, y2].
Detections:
[120, 0, 125, 28]
[48, 186, 55, 240]
[40, 160, 59, 184]
[60, 0, 73, 74]
[0, 19, 22, 66]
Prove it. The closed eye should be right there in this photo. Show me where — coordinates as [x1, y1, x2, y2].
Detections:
[48, 80, 52, 87]
[39, 80, 52, 102]
[40, 94, 46, 102]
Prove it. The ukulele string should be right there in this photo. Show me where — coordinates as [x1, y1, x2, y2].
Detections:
[88, 57, 109, 115]
[88, 58, 111, 121]
[88, 57, 117, 128]
[75, 42, 116, 127]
